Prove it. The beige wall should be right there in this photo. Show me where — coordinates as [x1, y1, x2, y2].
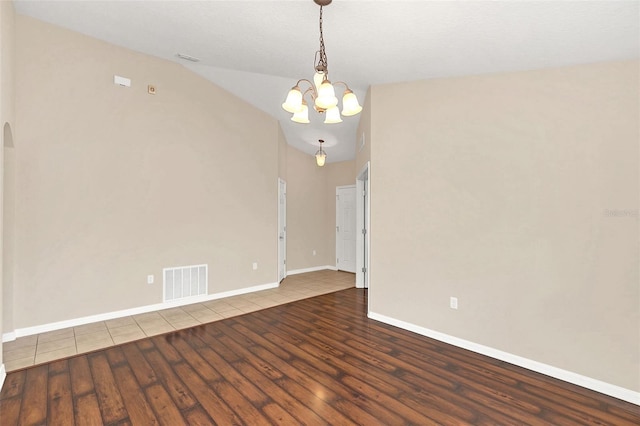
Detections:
[277, 124, 287, 181]
[370, 60, 639, 392]
[356, 88, 371, 174]
[0, 0, 16, 366]
[12, 16, 279, 329]
[325, 160, 356, 265]
[285, 145, 327, 270]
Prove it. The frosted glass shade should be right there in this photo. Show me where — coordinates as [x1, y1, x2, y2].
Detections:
[341, 90, 363, 116]
[313, 71, 325, 91]
[315, 80, 338, 109]
[282, 86, 303, 113]
[315, 150, 327, 167]
[291, 101, 310, 123]
[324, 105, 342, 124]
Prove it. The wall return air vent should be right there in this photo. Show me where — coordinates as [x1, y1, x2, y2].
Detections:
[163, 264, 208, 302]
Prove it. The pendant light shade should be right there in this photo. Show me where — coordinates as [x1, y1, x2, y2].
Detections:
[315, 139, 327, 166]
[281, 1, 361, 124]
[316, 152, 327, 167]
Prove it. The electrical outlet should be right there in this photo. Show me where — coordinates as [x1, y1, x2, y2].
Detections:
[147, 275, 154, 284]
[252, 262, 258, 270]
[312, 250, 316, 256]
[450, 297, 458, 309]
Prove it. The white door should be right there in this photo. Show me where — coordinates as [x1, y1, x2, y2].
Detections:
[278, 179, 287, 282]
[336, 185, 356, 273]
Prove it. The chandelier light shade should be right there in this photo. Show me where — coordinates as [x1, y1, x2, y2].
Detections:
[291, 100, 310, 123]
[315, 139, 327, 166]
[313, 71, 325, 91]
[316, 81, 338, 109]
[341, 89, 363, 116]
[282, 0, 362, 124]
[324, 106, 342, 124]
[282, 86, 303, 113]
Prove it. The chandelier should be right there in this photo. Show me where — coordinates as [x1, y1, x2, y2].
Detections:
[315, 139, 327, 166]
[281, 0, 362, 124]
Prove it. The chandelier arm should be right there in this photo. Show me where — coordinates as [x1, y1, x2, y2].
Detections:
[302, 86, 317, 100]
[296, 79, 318, 99]
[332, 81, 352, 92]
[296, 78, 314, 88]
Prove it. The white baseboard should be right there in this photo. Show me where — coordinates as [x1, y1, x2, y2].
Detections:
[0, 364, 5, 392]
[3, 281, 279, 342]
[287, 265, 336, 275]
[2, 331, 16, 343]
[368, 311, 640, 406]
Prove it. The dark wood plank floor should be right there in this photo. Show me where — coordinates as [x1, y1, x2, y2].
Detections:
[1, 288, 638, 425]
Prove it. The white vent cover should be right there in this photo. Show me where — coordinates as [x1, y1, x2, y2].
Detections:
[163, 264, 208, 302]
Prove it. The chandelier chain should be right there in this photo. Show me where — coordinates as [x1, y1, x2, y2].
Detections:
[318, 6, 328, 74]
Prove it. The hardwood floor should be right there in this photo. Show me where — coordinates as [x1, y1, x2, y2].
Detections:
[1, 288, 638, 425]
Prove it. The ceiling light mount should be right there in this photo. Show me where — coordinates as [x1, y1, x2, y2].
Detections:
[282, 0, 362, 124]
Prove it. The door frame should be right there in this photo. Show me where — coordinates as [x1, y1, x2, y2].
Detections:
[277, 178, 287, 282]
[356, 162, 370, 289]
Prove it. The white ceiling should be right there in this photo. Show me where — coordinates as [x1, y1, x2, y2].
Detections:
[14, 0, 640, 163]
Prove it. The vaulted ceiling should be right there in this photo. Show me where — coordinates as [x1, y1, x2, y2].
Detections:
[14, 0, 639, 162]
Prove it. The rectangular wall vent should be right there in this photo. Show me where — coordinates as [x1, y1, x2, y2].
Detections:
[163, 264, 208, 302]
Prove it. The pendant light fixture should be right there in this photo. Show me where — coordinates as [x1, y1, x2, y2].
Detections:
[315, 139, 327, 166]
[282, 0, 362, 124]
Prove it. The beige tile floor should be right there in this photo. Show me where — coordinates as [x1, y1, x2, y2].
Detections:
[3, 270, 355, 372]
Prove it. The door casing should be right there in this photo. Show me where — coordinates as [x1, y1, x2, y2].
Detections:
[356, 162, 370, 289]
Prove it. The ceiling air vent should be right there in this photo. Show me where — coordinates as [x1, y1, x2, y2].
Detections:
[176, 53, 200, 62]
